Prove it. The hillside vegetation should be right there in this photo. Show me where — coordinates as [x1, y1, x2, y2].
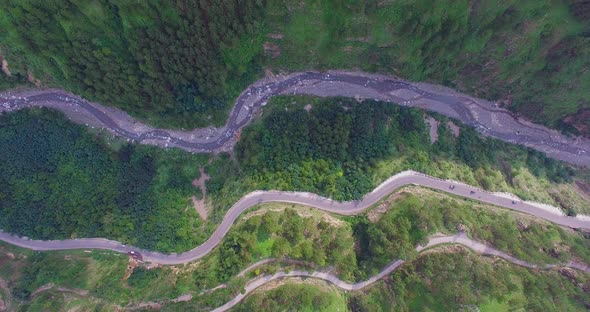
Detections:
[240, 252, 590, 312]
[1, 193, 588, 311]
[0, 108, 211, 252]
[351, 251, 589, 312]
[1, 0, 589, 132]
[2, 95, 589, 253]
[0, 0, 265, 127]
[235, 96, 589, 216]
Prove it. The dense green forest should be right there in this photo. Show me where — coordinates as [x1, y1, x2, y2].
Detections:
[0, 0, 265, 127]
[1, 95, 588, 254]
[1, 0, 589, 132]
[0, 108, 211, 252]
[235, 96, 584, 214]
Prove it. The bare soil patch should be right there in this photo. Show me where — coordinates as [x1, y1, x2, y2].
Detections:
[426, 117, 440, 144]
[447, 121, 461, 137]
[0, 52, 10, 76]
[263, 42, 281, 58]
[419, 244, 467, 256]
[368, 192, 403, 222]
[267, 33, 284, 39]
[254, 276, 334, 294]
[0, 278, 9, 311]
[122, 258, 142, 281]
[26, 71, 41, 87]
[346, 36, 371, 43]
[574, 180, 590, 197]
[192, 167, 210, 220]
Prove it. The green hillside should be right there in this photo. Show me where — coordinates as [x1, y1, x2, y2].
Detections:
[1, 0, 589, 132]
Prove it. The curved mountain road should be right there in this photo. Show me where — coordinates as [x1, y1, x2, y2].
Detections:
[1, 170, 588, 265]
[1, 71, 589, 166]
[212, 232, 590, 312]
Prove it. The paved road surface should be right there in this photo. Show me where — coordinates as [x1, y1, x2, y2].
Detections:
[212, 232, 590, 312]
[1, 71, 588, 166]
[1, 170, 588, 265]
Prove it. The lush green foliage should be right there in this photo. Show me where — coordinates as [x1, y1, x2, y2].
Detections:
[0, 0, 265, 127]
[2, 0, 589, 131]
[351, 191, 590, 277]
[0, 108, 209, 252]
[194, 207, 356, 287]
[1, 189, 588, 311]
[10, 252, 90, 300]
[236, 282, 347, 312]
[350, 251, 589, 311]
[236, 96, 580, 213]
[237, 97, 417, 200]
[0, 94, 585, 256]
[265, 0, 590, 133]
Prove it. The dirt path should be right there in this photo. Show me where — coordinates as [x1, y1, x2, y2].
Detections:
[192, 167, 210, 220]
[426, 117, 439, 143]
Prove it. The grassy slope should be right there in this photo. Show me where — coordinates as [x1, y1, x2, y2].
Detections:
[235, 280, 348, 312]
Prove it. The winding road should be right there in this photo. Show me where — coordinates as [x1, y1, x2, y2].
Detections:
[1, 170, 588, 265]
[212, 232, 590, 312]
[2, 71, 590, 309]
[1, 71, 589, 166]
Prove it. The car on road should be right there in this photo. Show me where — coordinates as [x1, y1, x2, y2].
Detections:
[128, 251, 143, 261]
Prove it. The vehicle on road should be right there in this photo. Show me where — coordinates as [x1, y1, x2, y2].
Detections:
[128, 251, 143, 261]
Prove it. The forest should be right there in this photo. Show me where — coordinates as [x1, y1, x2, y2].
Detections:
[0, 93, 586, 256]
[1, 0, 589, 133]
[236, 96, 578, 209]
[0, 0, 265, 127]
[0, 108, 211, 252]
